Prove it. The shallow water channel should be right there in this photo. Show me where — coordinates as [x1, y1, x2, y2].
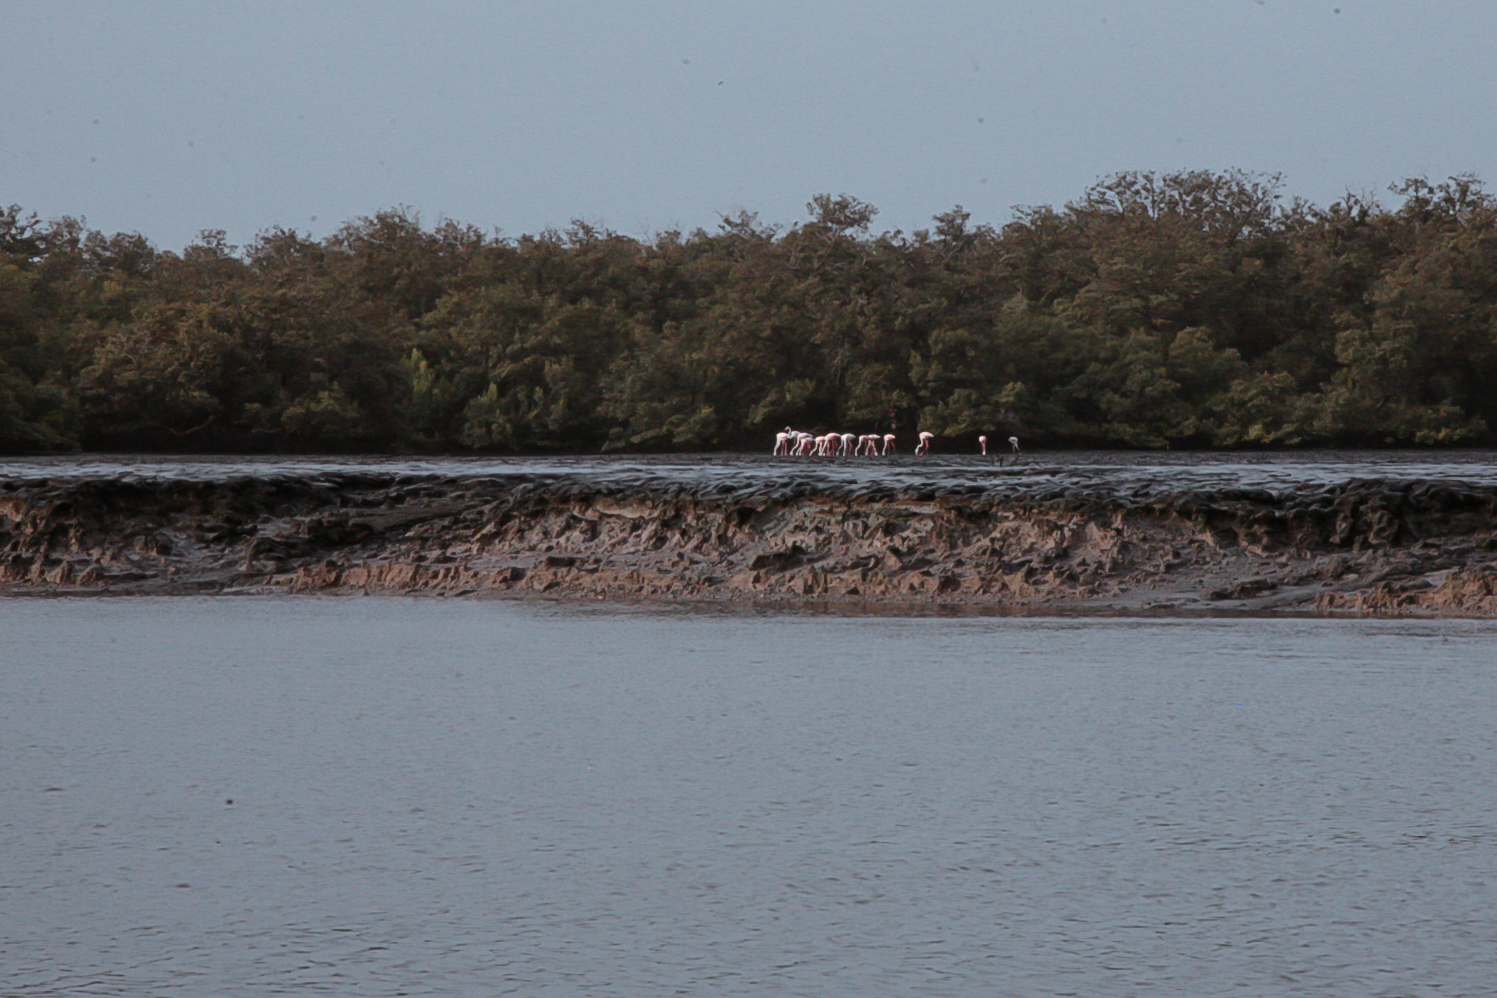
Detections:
[4, 598, 1496, 996]
[6, 448, 1497, 494]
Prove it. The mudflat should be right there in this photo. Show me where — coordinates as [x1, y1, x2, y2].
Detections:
[3, 453, 1496, 615]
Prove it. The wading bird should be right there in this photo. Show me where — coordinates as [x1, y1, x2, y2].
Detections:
[978, 435, 988, 455]
[915, 431, 934, 455]
[882, 433, 897, 455]
[1009, 436, 1020, 452]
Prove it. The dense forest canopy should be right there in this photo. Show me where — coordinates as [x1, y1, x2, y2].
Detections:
[3, 170, 1496, 454]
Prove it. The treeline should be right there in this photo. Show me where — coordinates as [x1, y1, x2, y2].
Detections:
[3, 170, 1497, 454]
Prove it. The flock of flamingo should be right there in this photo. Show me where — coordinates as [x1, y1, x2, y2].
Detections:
[772, 428, 1020, 457]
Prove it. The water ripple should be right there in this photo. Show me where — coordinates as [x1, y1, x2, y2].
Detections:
[2, 600, 1495, 996]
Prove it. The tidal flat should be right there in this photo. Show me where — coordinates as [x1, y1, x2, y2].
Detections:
[3, 452, 1497, 614]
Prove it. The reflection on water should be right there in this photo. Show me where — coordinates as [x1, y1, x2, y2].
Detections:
[3, 449, 1497, 494]
[3, 598, 1496, 996]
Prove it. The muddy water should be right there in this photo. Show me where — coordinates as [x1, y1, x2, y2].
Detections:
[4, 598, 1496, 996]
[4, 449, 1497, 494]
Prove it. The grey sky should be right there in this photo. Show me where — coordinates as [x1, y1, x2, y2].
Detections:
[3, 1, 1495, 250]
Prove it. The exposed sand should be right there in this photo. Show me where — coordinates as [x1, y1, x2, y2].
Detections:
[3, 471, 1496, 615]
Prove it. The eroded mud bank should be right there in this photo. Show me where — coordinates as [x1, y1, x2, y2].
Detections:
[3, 473, 1497, 614]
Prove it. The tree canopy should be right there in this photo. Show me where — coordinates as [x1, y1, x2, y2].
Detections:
[3, 170, 1496, 453]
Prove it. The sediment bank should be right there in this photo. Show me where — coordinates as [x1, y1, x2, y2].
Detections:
[3, 472, 1497, 615]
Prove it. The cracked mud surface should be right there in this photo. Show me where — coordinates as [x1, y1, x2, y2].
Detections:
[4, 467, 1497, 615]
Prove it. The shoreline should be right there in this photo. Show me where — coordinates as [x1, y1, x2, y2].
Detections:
[3, 472, 1496, 616]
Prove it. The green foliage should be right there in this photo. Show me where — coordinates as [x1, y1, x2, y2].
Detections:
[2, 172, 1496, 453]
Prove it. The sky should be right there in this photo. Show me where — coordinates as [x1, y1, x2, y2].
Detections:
[3, 0, 1495, 250]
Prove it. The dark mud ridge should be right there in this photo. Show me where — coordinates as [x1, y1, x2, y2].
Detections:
[4, 472, 1497, 615]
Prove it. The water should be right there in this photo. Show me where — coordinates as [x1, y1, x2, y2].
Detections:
[3, 598, 1495, 996]
[4, 449, 1496, 495]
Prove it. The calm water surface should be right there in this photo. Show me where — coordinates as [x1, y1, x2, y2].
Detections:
[3, 599, 1496, 997]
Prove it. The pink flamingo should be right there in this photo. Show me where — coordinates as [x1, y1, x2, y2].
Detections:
[1009, 436, 1020, 453]
[839, 432, 856, 456]
[915, 431, 934, 456]
[978, 435, 987, 455]
[882, 433, 896, 455]
[774, 431, 792, 455]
